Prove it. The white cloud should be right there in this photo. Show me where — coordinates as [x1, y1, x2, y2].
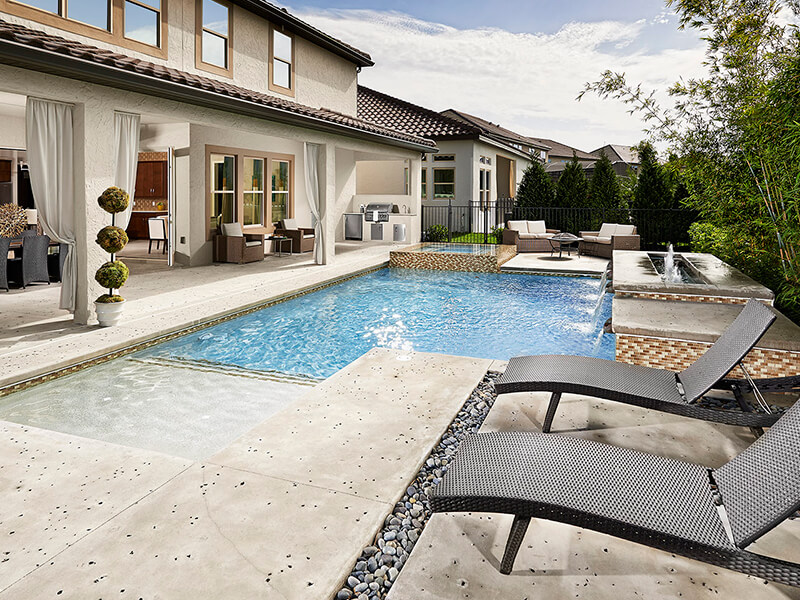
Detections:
[292, 7, 707, 152]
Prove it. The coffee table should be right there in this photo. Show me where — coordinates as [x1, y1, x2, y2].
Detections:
[548, 233, 582, 259]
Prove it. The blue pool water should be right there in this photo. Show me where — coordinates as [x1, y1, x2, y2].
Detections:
[415, 243, 496, 255]
[141, 269, 614, 379]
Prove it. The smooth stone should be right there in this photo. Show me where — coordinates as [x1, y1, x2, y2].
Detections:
[336, 589, 352, 600]
[354, 582, 368, 594]
[388, 567, 399, 581]
[347, 575, 360, 588]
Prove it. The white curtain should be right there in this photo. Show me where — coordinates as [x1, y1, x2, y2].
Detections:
[113, 111, 141, 229]
[26, 97, 77, 312]
[304, 142, 324, 265]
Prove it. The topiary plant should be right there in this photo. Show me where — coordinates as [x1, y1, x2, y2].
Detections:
[97, 186, 130, 214]
[95, 260, 129, 290]
[95, 294, 125, 303]
[96, 225, 129, 254]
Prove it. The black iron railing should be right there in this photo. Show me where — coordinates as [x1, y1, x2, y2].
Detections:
[421, 200, 698, 249]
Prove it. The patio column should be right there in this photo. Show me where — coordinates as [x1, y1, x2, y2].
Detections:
[319, 142, 336, 265]
[72, 101, 116, 324]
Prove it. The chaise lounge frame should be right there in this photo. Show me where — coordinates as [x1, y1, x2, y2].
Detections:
[495, 299, 787, 436]
[431, 398, 800, 585]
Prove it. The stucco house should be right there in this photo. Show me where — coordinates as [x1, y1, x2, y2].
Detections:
[357, 86, 549, 234]
[0, 0, 434, 324]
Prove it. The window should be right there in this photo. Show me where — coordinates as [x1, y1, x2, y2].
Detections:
[269, 28, 294, 95]
[243, 157, 264, 227]
[404, 166, 410, 196]
[2, 0, 167, 55]
[433, 168, 455, 199]
[433, 154, 455, 162]
[479, 155, 492, 165]
[210, 154, 235, 228]
[421, 155, 427, 162]
[271, 159, 290, 224]
[125, 0, 161, 47]
[197, 0, 231, 74]
[480, 169, 491, 209]
[421, 168, 427, 200]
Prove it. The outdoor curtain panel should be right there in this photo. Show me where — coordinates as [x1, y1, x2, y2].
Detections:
[25, 97, 77, 312]
[113, 111, 141, 230]
[304, 142, 324, 265]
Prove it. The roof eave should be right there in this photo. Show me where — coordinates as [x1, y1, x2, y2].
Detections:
[477, 135, 536, 161]
[232, 0, 374, 68]
[0, 40, 433, 153]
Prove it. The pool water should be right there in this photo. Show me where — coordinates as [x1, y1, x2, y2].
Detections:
[0, 268, 613, 459]
[415, 243, 497, 255]
[142, 269, 613, 378]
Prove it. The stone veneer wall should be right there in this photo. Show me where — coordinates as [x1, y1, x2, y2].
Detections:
[614, 291, 773, 306]
[616, 334, 800, 379]
[389, 244, 517, 273]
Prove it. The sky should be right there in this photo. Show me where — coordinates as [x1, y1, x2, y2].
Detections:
[282, 0, 709, 152]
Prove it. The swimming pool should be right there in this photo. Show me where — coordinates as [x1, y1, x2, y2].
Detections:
[0, 269, 612, 459]
[141, 269, 613, 378]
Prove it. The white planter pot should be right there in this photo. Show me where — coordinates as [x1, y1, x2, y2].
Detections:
[95, 300, 125, 327]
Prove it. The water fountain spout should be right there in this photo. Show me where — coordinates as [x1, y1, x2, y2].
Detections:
[663, 244, 681, 283]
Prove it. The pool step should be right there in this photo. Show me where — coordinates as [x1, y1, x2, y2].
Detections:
[128, 356, 322, 386]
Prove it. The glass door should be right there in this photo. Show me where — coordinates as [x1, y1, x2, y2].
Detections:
[270, 159, 290, 224]
[243, 157, 264, 227]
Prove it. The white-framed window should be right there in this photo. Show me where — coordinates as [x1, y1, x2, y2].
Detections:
[479, 155, 492, 165]
[421, 168, 427, 200]
[433, 168, 455, 199]
[480, 168, 491, 209]
[210, 153, 235, 227]
[243, 157, 264, 227]
[270, 28, 294, 93]
[433, 154, 455, 162]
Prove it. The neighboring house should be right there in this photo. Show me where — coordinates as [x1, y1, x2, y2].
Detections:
[529, 138, 597, 166]
[592, 144, 640, 168]
[0, 0, 434, 323]
[357, 86, 548, 234]
[543, 142, 640, 181]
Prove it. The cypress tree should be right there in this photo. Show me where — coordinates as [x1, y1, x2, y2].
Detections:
[632, 142, 672, 210]
[516, 160, 556, 207]
[555, 154, 588, 208]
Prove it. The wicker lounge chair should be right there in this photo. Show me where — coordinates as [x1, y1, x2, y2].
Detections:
[502, 220, 559, 252]
[430, 397, 800, 585]
[496, 299, 783, 434]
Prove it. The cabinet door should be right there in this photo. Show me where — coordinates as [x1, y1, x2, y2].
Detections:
[151, 161, 167, 198]
[134, 162, 153, 198]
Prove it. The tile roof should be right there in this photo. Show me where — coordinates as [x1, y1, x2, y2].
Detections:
[441, 110, 550, 152]
[0, 19, 433, 149]
[529, 137, 597, 161]
[357, 86, 480, 139]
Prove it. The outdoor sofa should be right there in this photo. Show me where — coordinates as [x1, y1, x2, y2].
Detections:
[431, 396, 800, 585]
[578, 222, 640, 258]
[495, 299, 782, 436]
[502, 220, 559, 252]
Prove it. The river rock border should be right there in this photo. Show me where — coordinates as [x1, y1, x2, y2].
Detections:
[334, 371, 499, 600]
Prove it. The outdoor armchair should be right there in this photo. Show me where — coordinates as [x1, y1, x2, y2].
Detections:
[431, 397, 800, 585]
[213, 222, 264, 264]
[502, 220, 559, 252]
[274, 218, 315, 253]
[495, 299, 782, 435]
[578, 223, 639, 258]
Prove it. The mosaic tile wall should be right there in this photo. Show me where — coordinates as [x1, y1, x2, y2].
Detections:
[616, 334, 800, 379]
[389, 245, 517, 273]
[614, 291, 773, 306]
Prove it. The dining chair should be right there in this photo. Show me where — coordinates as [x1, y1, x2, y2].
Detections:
[0, 236, 12, 291]
[20, 234, 51, 288]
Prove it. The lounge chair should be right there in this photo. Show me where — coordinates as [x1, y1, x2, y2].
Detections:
[274, 218, 315, 253]
[578, 223, 639, 258]
[430, 397, 800, 585]
[502, 220, 559, 252]
[496, 299, 783, 434]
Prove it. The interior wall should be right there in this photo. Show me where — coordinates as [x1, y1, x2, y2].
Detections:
[139, 122, 190, 151]
[356, 160, 407, 195]
[334, 147, 355, 242]
[1, 112, 26, 150]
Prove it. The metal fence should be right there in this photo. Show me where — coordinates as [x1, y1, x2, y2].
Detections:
[420, 200, 698, 249]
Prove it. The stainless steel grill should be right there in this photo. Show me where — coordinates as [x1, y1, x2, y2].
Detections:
[364, 203, 393, 223]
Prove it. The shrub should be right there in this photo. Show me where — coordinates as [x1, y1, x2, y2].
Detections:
[425, 224, 449, 242]
[516, 161, 555, 207]
[95, 294, 125, 303]
[490, 225, 505, 244]
[97, 186, 130, 214]
[95, 260, 129, 289]
[688, 222, 728, 255]
[96, 226, 129, 254]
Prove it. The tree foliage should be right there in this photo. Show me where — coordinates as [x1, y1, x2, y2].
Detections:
[632, 142, 673, 210]
[580, 0, 800, 322]
[516, 160, 556, 207]
[555, 155, 588, 209]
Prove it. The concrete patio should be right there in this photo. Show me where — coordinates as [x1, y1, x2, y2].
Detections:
[501, 252, 609, 276]
[387, 387, 800, 599]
